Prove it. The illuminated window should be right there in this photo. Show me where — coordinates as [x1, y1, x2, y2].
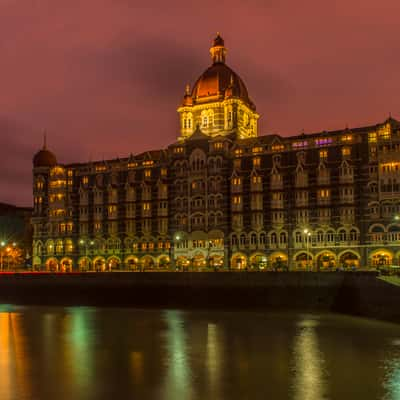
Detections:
[174, 147, 183, 154]
[96, 165, 106, 172]
[319, 150, 328, 160]
[315, 138, 333, 146]
[378, 125, 391, 140]
[368, 132, 377, 143]
[128, 162, 137, 169]
[67, 170, 73, 177]
[318, 189, 330, 198]
[232, 195, 242, 204]
[108, 205, 117, 214]
[342, 147, 351, 156]
[252, 146, 263, 154]
[292, 141, 308, 148]
[214, 142, 223, 150]
[253, 157, 261, 168]
[82, 176, 88, 185]
[235, 149, 243, 157]
[271, 144, 284, 152]
[161, 168, 167, 177]
[143, 202, 151, 211]
[143, 160, 154, 166]
[341, 135, 353, 142]
[252, 176, 262, 184]
[232, 178, 241, 185]
[144, 169, 151, 178]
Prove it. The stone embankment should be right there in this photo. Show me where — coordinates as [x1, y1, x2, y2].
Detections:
[0, 271, 399, 322]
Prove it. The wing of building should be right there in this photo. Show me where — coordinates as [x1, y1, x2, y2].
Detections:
[32, 34, 400, 271]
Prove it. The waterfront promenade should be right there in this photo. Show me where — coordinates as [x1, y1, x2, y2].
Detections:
[0, 271, 399, 323]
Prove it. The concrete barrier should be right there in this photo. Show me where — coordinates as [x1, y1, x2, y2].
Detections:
[0, 271, 399, 323]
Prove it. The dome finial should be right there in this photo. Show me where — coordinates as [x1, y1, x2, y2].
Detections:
[43, 130, 47, 150]
[185, 83, 190, 95]
[210, 33, 226, 64]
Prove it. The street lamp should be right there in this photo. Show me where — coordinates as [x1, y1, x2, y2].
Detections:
[0, 241, 5, 271]
[303, 229, 311, 270]
[6, 247, 11, 270]
[174, 234, 181, 270]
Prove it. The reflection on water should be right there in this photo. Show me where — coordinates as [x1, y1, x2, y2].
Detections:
[292, 317, 328, 400]
[0, 306, 399, 399]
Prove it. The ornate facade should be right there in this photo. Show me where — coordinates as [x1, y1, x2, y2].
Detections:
[32, 34, 400, 271]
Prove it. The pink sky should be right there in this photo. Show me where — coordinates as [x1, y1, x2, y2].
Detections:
[0, 0, 399, 206]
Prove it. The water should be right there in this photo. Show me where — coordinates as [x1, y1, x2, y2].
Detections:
[1, 306, 400, 400]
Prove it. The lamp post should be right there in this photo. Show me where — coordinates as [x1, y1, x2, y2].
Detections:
[174, 234, 181, 271]
[6, 247, 11, 270]
[0, 241, 5, 271]
[303, 229, 311, 271]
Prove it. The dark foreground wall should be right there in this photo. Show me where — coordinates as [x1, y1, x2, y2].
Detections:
[0, 272, 398, 322]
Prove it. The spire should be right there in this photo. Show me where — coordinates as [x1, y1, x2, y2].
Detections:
[210, 33, 227, 64]
[185, 83, 190, 95]
[43, 131, 47, 150]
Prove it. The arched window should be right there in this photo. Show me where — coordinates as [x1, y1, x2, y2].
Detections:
[231, 234, 238, 246]
[279, 232, 287, 244]
[326, 231, 335, 242]
[250, 233, 257, 245]
[271, 232, 277, 244]
[338, 229, 347, 242]
[349, 229, 358, 241]
[259, 233, 266, 245]
[240, 234, 246, 246]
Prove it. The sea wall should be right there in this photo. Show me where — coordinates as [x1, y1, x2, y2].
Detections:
[0, 271, 399, 322]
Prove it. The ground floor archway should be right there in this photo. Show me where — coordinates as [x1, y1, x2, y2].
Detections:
[270, 252, 288, 270]
[107, 256, 121, 271]
[125, 255, 139, 271]
[249, 253, 267, 269]
[60, 258, 73, 272]
[78, 257, 92, 271]
[93, 256, 106, 272]
[316, 251, 336, 270]
[192, 253, 206, 269]
[231, 253, 247, 270]
[176, 256, 190, 269]
[140, 255, 155, 270]
[294, 252, 313, 270]
[45, 257, 59, 272]
[369, 249, 393, 267]
[157, 255, 170, 269]
[209, 255, 224, 268]
[339, 251, 361, 268]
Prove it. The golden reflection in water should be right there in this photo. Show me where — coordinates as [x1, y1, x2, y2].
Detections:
[292, 316, 328, 400]
[207, 323, 221, 398]
[0, 312, 31, 400]
[162, 310, 193, 400]
[130, 351, 144, 384]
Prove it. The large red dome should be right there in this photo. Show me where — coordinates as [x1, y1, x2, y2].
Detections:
[190, 63, 255, 110]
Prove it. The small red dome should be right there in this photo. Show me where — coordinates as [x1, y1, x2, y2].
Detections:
[33, 149, 57, 168]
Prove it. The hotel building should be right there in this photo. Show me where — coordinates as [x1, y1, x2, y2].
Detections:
[32, 34, 400, 271]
